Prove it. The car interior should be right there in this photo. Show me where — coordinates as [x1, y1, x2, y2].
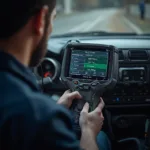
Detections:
[32, 34, 150, 150]
[33, 0, 150, 149]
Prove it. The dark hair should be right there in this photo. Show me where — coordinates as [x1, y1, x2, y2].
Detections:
[0, 0, 56, 39]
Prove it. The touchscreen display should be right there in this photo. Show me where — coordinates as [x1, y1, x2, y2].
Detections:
[69, 50, 109, 79]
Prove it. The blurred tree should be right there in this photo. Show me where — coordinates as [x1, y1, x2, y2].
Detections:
[56, 0, 73, 14]
[75, 0, 99, 10]
[124, 0, 131, 14]
[64, 0, 72, 14]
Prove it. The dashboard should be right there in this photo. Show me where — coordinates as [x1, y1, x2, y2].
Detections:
[34, 36, 150, 106]
[33, 35, 150, 140]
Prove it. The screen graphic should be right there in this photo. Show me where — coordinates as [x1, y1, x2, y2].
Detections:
[69, 50, 109, 79]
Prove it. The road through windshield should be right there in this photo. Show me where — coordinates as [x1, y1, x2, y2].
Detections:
[52, 0, 150, 36]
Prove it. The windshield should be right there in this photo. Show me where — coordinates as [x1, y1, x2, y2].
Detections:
[52, 0, 150, 36]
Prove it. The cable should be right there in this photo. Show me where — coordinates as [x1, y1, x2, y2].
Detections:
[40, 64, 44, 92]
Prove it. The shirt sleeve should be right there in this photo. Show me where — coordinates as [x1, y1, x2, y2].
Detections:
[0, 93, 82, 150]
[29, 105, 81, 150]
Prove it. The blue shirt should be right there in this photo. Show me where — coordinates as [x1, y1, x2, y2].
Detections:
[0, 51, 80, 150]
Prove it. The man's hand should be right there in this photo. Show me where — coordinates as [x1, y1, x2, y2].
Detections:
[79, 98, 105, 150]
[79, 98, 105, 138]
[57, 90, 82, 108]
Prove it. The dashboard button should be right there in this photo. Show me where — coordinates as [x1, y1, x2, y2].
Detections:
[123, 77, 129, 81]
[91, 82, 99, 86]
[140, 77, 144, 81]
[145, 98, 150, 102]
[91, 83, 97, 86]
[79, 86, 84, 90]
[116, 97, 120, 102]
[83, 85, 90, 90]
[127, 98, 131, 102]
[84, 80, 92, 83]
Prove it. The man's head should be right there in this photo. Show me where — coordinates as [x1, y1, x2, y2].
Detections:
[0, 0, 56, 67]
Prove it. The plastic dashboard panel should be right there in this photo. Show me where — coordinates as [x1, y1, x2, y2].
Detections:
[47, 36, 150, 54]
[43, 36, 150, 106]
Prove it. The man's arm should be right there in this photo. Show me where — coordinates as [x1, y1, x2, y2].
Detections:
[31, 105, 81, 150]
[80, 129, 99, 150]
[79, 101, 105, 150]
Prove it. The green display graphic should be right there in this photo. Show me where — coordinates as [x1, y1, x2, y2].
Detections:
[84, 63, 107, 70]
[69, 50, 109, 78]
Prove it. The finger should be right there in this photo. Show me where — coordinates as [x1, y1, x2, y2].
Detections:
[64, 90, 71, 94]
[100, 97, 105, 107]
[90, 101, 104, 116]
[97, 98, 105, 110]
[81, 102, 89, 113]
[68, 91, 82, 100]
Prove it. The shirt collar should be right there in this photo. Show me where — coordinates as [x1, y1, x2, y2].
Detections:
[0, 51, 40, 91]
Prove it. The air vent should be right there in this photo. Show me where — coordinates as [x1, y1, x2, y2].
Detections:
[129, 50, 149, 60]
[119, 50, 124, 60]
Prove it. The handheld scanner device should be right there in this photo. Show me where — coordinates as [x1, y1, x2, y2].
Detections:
[61, 42, 118, 136]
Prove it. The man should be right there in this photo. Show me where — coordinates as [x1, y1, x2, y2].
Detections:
[139, 0, 146, 20]
[0, 0, 110, 150]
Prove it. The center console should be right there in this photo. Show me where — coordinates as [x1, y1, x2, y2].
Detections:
[100, 49, 150, 148]
[104, 64, 150, 105]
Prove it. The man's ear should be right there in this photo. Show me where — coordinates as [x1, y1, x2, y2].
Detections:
[33, 6, 49, 36]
